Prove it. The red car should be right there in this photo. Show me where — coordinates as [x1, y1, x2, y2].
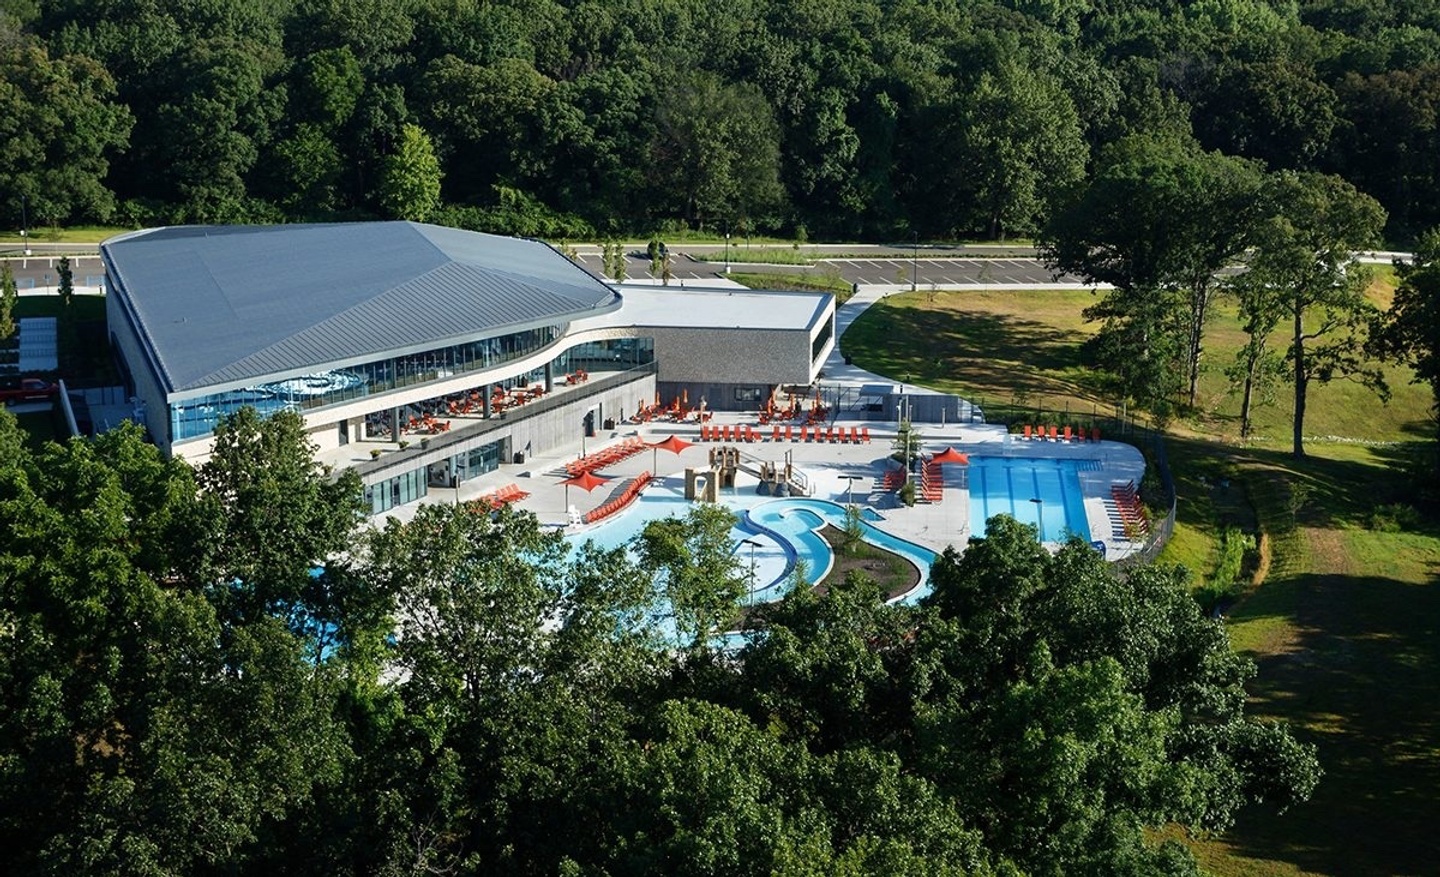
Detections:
[0, 378, 58, 404]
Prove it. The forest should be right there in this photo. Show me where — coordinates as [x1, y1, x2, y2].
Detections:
[0, 408, 1320, 874]
[1, 0, 1439, 243]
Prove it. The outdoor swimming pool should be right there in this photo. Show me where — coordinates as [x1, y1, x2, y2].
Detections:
[566, 491, 937, 605]
[968, 456, 1089, 543]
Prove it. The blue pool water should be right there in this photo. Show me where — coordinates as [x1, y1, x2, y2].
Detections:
[968, 456, 1089, 543]
[567, 493, 937, 605]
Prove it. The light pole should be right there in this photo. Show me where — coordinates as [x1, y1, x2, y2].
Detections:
[741, 538, 760, 605]
[911, 231, 918, 293]
[1029, 497, 1044, 542]
[724, 231, 731, 274]
[20, 195, 30, 257]
[843, 474, 859, 508]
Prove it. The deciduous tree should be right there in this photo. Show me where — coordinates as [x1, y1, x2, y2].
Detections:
[377, 123, 443, 221]
[1240, 171, 1388, 457]
[1373, 228, 1440, 472]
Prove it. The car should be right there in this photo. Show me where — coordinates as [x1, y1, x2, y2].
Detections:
[0, 377, 58, 404]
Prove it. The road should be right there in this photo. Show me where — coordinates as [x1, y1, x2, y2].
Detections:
[8, 239, 1405, 293]
[0, 253, 109, 291]
[573, 244, 1082, 288]
[0, 244, 1077, 291]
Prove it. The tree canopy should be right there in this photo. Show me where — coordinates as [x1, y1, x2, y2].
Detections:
[0, 403, 1320, 874]
[0, 0, 1436, 241]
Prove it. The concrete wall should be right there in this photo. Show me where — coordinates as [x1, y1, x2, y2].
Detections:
[105, 290, 169, 445]
[647, 325, 816, 385]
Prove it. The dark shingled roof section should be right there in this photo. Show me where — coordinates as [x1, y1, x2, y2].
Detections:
[104, 222, 618, 393]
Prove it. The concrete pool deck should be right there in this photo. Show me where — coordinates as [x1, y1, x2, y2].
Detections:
[378, 414, 1149, 562]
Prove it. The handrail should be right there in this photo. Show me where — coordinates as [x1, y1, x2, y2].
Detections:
[348, 362, 657, 480]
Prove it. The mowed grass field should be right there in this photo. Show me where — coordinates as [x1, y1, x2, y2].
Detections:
[844, 287, 1440, 876]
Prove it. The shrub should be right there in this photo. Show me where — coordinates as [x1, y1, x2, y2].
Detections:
[1369, 502, 1420, 532]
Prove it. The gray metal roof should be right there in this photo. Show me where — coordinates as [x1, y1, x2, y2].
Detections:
[102, 222, 619, 394]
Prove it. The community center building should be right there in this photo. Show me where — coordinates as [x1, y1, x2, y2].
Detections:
[102, 222, 835, 514]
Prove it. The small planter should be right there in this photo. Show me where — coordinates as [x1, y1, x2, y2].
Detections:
[370, 449, 383, 460]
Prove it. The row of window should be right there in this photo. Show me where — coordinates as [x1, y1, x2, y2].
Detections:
[365, 467, 428, 515]
[168, 327, 660, 443]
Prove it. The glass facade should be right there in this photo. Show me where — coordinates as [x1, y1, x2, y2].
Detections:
[811, 316, 833, 363]
[170, 325, 564, 441]
[364, 467, 428, 515]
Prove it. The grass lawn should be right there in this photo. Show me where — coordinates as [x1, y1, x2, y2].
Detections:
[842, 286, 1440, 876]
[1, 225, 130, 245]
[732, 271, 855, 301]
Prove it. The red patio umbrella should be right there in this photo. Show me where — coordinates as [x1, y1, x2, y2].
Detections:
[647, 433, 694, 472]
[560, 469, 611, 508]
[929, 447, 970, 466]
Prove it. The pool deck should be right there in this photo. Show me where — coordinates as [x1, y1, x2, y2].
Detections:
[377, 413, 1149, 562]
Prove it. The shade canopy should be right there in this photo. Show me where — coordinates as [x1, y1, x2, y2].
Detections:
[560, 470, 611, 492]
[648, 434, 694, 455]
[929, 447, 970, 465]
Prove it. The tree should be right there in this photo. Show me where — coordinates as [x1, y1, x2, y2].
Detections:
[650, 69, 785, 229]
[0, 41, 133, 224]
[57, 254, 72, 308]
[1043, 134, 1265, 410]
[1225, 264, 1289, 438]
[912, 517, 1319, 874]
[1373, 228, 1440, 472]
[0, 416, 347, 874]
[634, 504, 746, 652]
[936, 58, 1089, 239]
[0, 260, 16, 341]
[1239, 171, 1388, 457]
[193, 407, 365, 626]
[377, 123, 443, 221]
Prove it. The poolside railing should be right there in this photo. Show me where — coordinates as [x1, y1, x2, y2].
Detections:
[348, 362, 658, 481]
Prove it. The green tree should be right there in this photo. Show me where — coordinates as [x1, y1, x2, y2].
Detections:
[1373, 228, 1440, 472]
[0, 260, 16, 341]
[268, 123, 344, 214]
[377, 122, 443, 221]
[1240, 171, 1388, 457]
[0, 415, 346, 874]
[194, 407, 365, 626]
[1043, 134, 1265, 410]
[635, 504, 746, 651]
[651, 69, 785, 229]
[944, 59, 1088, 240]
[1225, 262, 1290, 438]
[0, 41, 133, 224]
[914, 517, 1319, 873]
[57, 254, 72, 308]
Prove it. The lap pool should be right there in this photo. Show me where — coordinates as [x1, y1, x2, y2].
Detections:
[968, 456, 1089, 543]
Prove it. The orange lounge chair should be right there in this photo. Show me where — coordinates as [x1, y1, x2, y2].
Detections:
[1023, 424, 1032, 440]
[1063, 425, 1073, 442]
[861, 426, 870, 443]
[1092, 427, 1101, 442]
[785, 424, 793, 442]
[1048, 425, 1058, 441]
[771, 426, 780, 442]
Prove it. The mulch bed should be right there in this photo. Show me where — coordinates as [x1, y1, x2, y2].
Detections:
[813, 524, 922, 602]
